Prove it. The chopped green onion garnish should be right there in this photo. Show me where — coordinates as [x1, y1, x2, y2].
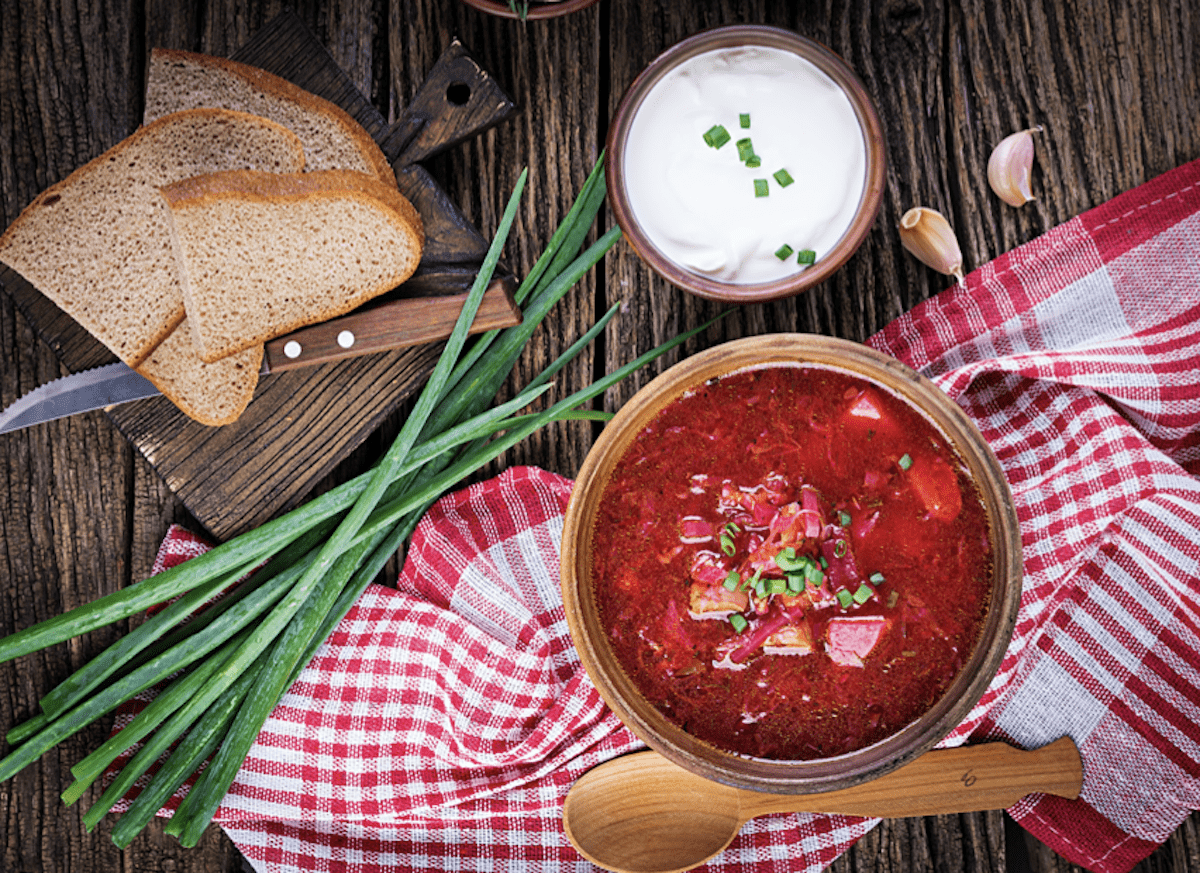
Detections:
[755, 577, 768, 598]
[899, 453, 913, 470]
[834, 539, 847, 558]
[786, 574, 803, 594]
[745, 155, 762, 168]
[774, 547, 804, 572]
[804, 563, 824, 585]
[720, 533, 736, 556]
[723, 521, 741, 535]
[837, 510, 852, 527]
[773, 168, 794, 187]
[736, 138, 755, 162]
[739, 113, 751, 128]
[730, 614, 748, 633]
[853, 583, 875, 604]
[836, 589, 854, 609]
[797, 248, 817, 265]
[819, 556, 828, 569]
[703, 124, 731, 148]
[869, 572, 886, 584]
[742, 567, 763, 591]
[775, 244, 794, 261]
[768, 578, 787, 595]
[753, 179, 769, 198]
[723, 571, 741, 591]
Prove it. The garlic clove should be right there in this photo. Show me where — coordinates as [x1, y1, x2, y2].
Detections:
[899, 207, 965, 286]
[987, 126, 1042, 207]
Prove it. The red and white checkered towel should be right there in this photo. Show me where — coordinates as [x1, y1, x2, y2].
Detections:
[118, 158, 1200, 872]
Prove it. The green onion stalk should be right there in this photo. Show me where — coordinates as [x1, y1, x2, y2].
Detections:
[0, 156, 717, 848]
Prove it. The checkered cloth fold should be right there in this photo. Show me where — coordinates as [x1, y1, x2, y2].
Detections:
[114, 158, 1200, 872]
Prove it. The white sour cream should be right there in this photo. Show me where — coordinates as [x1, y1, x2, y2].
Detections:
[623, 45, 867, 285]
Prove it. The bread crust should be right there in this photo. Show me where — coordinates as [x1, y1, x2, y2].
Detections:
[161, 168, 424, 245]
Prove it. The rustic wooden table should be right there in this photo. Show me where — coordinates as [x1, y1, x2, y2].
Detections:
[2, 1, 1198, 871]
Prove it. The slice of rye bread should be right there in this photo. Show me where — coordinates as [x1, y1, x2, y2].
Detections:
[136, 319, 263, 426]
[161, 168, 425, 362]
[0, 108, 306, 368]
[145, 48, 394, 188]
[136, 49, 405, 426]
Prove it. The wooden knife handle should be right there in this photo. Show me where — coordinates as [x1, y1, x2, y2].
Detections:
[261, 275, 521, 373]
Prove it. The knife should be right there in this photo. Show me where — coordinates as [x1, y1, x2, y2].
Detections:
[0, 277, 521, 434]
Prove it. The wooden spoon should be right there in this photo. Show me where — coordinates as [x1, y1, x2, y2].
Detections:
[563, 737, 1082, 873]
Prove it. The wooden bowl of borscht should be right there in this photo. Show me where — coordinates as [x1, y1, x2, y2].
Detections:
[561, 334, 1022, 794]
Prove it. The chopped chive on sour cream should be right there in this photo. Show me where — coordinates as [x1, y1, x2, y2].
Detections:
[703, 124, 731, 148]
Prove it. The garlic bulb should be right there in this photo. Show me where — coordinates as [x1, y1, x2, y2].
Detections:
[899, 207, 965, 286]
[987, 126, 1042, 206]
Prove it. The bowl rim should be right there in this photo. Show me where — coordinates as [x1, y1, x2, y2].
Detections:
[605, 25, 887, 304]
[561, 335, 1023, 794]
[458, 0, 600, 20]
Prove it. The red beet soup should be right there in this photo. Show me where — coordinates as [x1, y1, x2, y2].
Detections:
[591, 363, 993, 760]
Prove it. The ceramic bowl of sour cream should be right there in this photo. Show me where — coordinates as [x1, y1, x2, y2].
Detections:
[607, 25, 886, 303]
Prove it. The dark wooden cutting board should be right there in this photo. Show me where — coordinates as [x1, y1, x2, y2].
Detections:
[0, 11, 518, 540]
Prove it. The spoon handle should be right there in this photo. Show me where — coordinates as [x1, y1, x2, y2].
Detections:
[746, 736, 1083, 819]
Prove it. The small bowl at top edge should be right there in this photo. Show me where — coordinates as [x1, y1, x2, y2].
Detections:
[560, 335, 1022, 795]
[458, 0, 600, 20]
[606, 25, 887, 304]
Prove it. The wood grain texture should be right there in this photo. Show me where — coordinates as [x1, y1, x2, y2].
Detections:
[392, 0, 606, 480]
[1, 0, 1198, 871]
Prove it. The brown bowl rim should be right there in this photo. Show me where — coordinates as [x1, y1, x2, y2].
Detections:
[458, 0, 600, 19]
[561, 335, 1023, 794]
[605, 25, 887, 304]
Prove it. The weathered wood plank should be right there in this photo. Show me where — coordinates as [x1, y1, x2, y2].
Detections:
[2, 0, 1199, 871]
[0, 0, 157, 868]
[391, 0, 606, 480]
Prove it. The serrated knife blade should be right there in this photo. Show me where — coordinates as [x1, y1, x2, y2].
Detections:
[0, 363, 159, 433]
[0, 276, 520, 434]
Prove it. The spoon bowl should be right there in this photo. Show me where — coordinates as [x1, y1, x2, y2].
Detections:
[563, 738, 1083, 873]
